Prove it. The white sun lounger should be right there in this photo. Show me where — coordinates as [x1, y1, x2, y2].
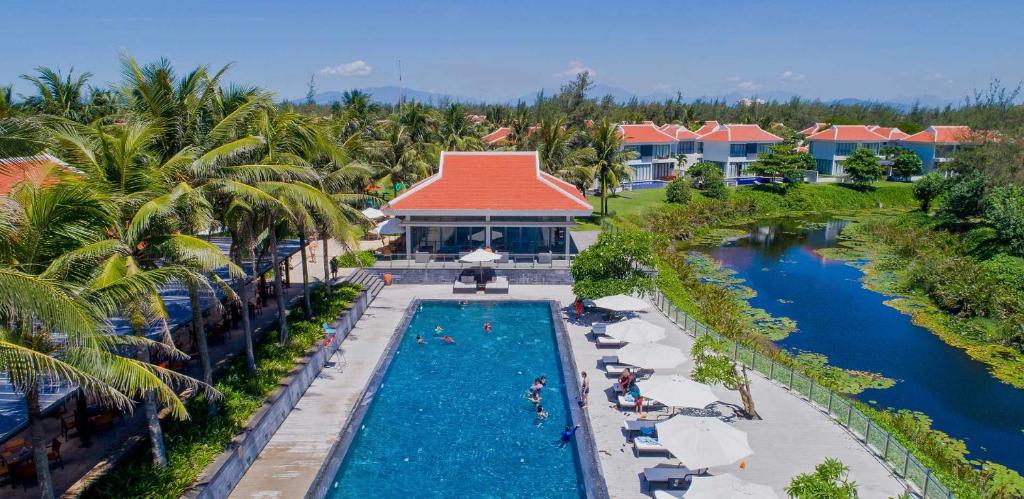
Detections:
[617, 395, 659, 409]
[633, 436, 670, 455]
[643, 466, 696, 485]
[484, 276, 509, 294]
[622, 418, 659, 433]
[591, 322, 611, 336]
[603, 363, 633, 375]
[596, 335, 625, 347]
[453, 280, 476, 294]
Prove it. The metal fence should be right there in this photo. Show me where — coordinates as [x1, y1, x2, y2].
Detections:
[599, 220, 953, 497]
[649, 288, 953, 498]
[372, 252, 574, 269]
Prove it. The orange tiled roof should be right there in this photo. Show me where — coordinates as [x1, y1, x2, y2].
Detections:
[482, 127, 512, 145]
[901, 126, 974, 144]
[699, 124, 783, 143]
[867, 126, 910, 141]
[661, 124, 699, 140]
[384, 152, 592, 215]
[0, 154, 75, 195]
[806, 125, 887, 142]
[799, 122, 827, 135]
[694, 120, 720, 136]
[617, 124, 677, 144]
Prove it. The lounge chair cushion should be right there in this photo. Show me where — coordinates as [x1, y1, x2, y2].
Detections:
[643, 466, 695, 483]
[596, 335, 624, 347]
[633, 436, 668, 454]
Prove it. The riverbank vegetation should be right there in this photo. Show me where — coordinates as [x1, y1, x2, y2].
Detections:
[84, 284, 361, 498]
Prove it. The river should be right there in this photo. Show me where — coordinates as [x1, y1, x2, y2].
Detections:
[704, 217, 1024, 472]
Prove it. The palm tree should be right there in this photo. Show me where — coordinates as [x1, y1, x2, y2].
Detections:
[589, 120, 636, 216]
[366, 122, 431, 193]
[1, 183, 207, 496]
[19, 67, 92, 121]
[436, 103, 483, 151]
[534, 117, 595, 191]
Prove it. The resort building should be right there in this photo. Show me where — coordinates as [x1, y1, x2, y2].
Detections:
[617, 123, 679, 183]
[900, 125, 976, 172]
[806, 125, 887, 176]
[698, 123, 783, 179]
[383, 151, 592, 260]
[868, 125, 910, 146]
[694, 120, 720, 137]
[661, 124, 702, 170]
[799, 122, 828, 136]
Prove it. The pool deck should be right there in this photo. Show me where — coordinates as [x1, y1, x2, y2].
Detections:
[230, 284, 906, 498]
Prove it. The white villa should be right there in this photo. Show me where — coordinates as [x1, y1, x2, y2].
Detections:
[900, 125, 979, 172]
[617, 123, 679, 183]
[383, 151, 592, 260]
[806, 125, 888, 176]
[660, 124, 701, 170]
[698, 123, 783, 179]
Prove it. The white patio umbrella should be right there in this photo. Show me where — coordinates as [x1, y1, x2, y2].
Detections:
[460, 248, 501, 281]
[603, 318, 665, 343]
[593, 294, 649, 312]
[361, 207, 386, 220]
[681, 474, 777, 499]
[637, 375, 718, 409]
[616, 343, 686, 369]
[655, 416, 753, 469]
[370, 217, 404, 246]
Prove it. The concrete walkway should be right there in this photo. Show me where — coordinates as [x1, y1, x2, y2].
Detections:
[564, 294, 908, 498]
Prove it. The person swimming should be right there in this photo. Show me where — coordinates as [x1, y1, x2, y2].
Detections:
[440, 335, 455, 344]
[535, 404, 548, 420]
[416, 335, 425, 345]
[559, 424, 580, 448]
[527, 378, 543, 403]
[483, 321, 492, 334]
[434, 325, 444, 335]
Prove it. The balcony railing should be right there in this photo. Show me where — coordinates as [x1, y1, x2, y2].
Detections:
[372, 252, 574, 269]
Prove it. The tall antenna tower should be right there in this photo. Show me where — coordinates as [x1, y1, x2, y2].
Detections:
[398, 58, 404, 112]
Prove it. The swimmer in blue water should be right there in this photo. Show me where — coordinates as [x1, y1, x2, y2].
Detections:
[535, 404, 548, 420]
[559, 424, 580, 448]
[434, 325, 444, 335]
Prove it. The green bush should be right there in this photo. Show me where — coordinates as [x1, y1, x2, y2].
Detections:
[939, 171, 989, 221]
[984, 185, 1024, 256]
[687, 161, 727, 199]
[665, 177, 691, 204]
[913, 173, 947, 212]
[84, 283, 361, 498]
[336, 250, 376, 268]
[570, 228, 655, 299]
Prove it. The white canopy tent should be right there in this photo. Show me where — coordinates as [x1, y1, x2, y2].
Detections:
[678, 474, 777, 499]
[593, 294, 650, 312]
[616, 343, 687, 369]
[637, 375, 718, 409]
[655, 416, 753, 469]
[603, 318, 665, 343]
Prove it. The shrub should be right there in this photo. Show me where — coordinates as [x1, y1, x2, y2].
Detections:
[939, 171, 988, 221]
[892, 150, 924, 179]
[336, 249, 376, 267]
[786, 458, 858, 499]
[984, 185, 1024, 256]
[665, 177, 691, 204]
[913, 173, 947, 213]
[843, 148, 885, 187]
[687, 161, 728, 199]
[570, 228, 655, 299]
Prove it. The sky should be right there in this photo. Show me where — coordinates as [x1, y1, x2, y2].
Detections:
[3, 0, 1023, 103]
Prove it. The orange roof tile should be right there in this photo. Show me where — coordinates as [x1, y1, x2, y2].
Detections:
[806, 125, 887, 142]
[901, 126, 974, 144]
[867, 126, 910, 141]
[482, 127, 511, 145]
[661, 124, 699, 140]
[799, 122, 827, 135]
[384, 152, 592, 215]
[617, 124, 677, 144]
[699, 124, 783, 143]
[0, 154, 76, 195]
[694, 120, 720, 136]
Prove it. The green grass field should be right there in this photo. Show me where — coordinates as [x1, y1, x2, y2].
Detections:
[576, 187, 669, 230]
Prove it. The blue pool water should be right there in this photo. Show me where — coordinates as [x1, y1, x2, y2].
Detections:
[328, 301, 586, 498]
[706, 218, 1024, 472]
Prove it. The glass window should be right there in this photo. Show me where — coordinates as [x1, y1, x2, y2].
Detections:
[679, 141, 696, 154]
[653, 144, 670, 157]
[835, 142, 856, 156]
[639, 145, 653, 157]
[815, 159, 832, 175]
[729, 144, 745, 156]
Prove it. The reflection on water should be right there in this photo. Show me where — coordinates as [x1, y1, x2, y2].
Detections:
[706, 217, 1024, 472]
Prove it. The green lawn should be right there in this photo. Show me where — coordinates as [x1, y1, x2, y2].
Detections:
[575, 187, 668, 230]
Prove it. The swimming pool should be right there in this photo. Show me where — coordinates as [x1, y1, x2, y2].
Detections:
[321, 300, 602, 498]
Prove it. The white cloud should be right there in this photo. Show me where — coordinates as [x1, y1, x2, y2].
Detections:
[737, 81, 763, 92]
[318, 60, 373, 77]
[555, 60, 596, 78]
[780, 70, 806, 84]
